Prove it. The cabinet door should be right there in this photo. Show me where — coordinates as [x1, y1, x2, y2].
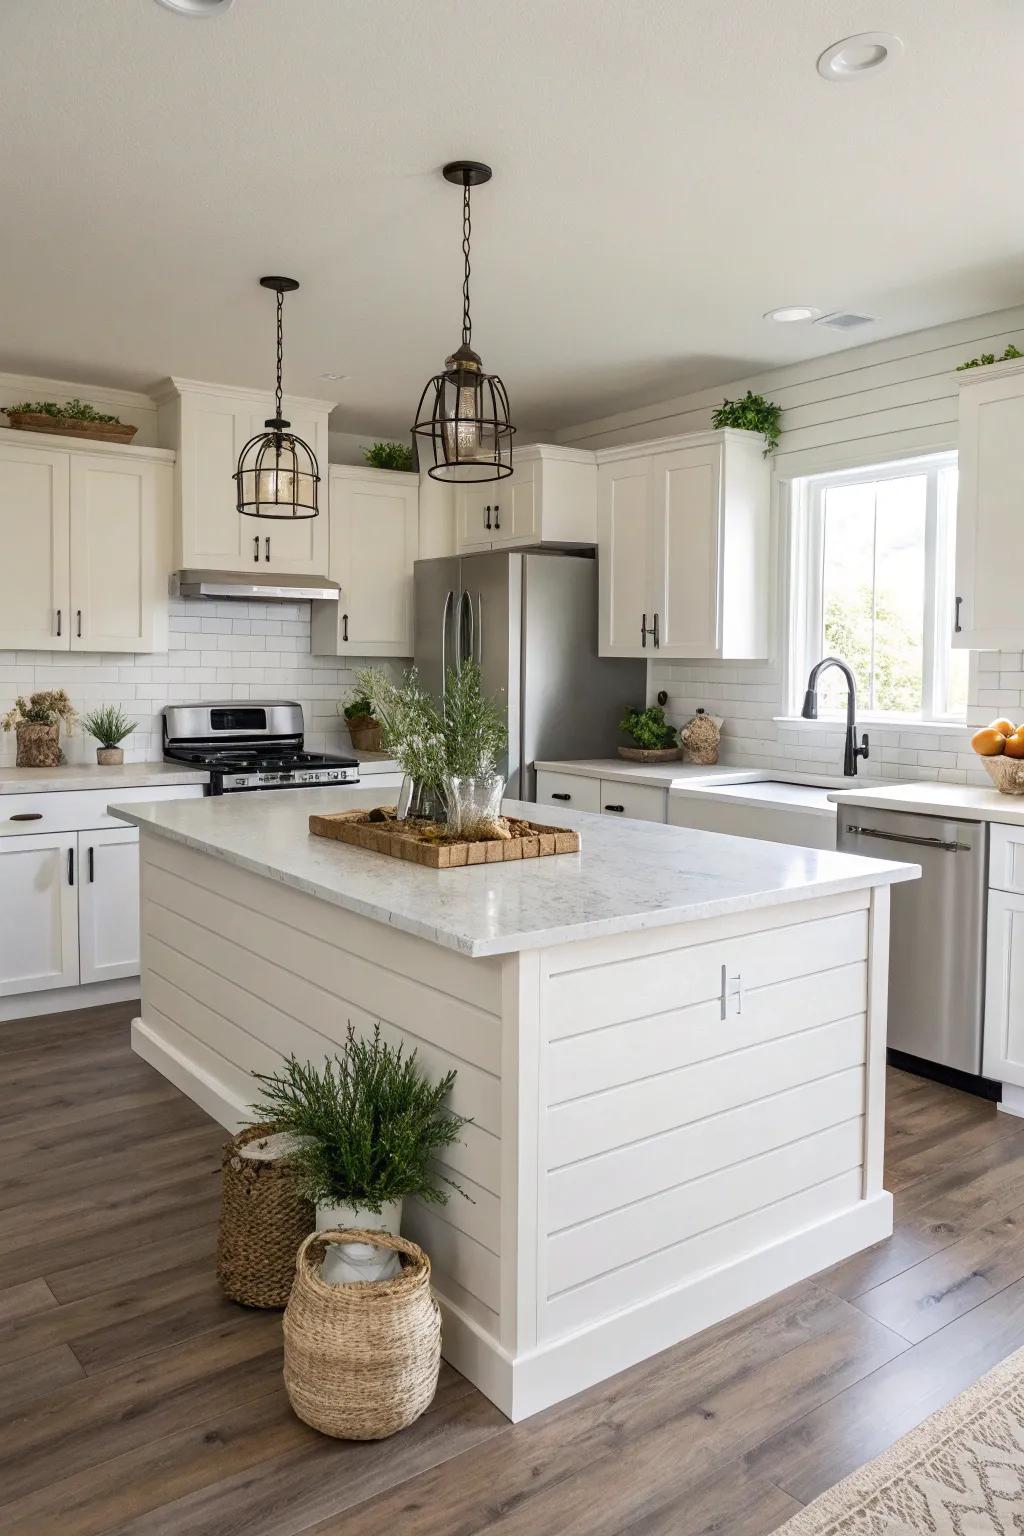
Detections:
[78, 828, 140, 984]
[312, 471, 418, 656]
[178, 397, 250, 571]
[954, 370, 1024, 649]
[69, 456, 170, 652]
[650, 444, 722, 658]
[0, 831, 79, 995]
[243, 407, 329, 574]
[489, 469, 537, 546]
[597, 457, 652, 656]
[0, 440, 70, 651]
[456, 486, 497, 550]
[984, 888, 1024, 1088]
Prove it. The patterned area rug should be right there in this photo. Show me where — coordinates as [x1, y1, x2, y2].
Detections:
[773, 1345, 1024, 1534]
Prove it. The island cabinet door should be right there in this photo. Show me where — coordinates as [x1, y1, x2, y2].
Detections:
[78, 828, 141, 985]
[0, 831, 79, 995]
[983, 888, 1024, 1088]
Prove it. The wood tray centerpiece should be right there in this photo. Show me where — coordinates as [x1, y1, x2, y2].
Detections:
[309, 807, 581, 869]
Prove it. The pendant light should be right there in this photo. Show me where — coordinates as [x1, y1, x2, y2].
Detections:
[234, 277, 320, 520]
[413, 162, 516, 482]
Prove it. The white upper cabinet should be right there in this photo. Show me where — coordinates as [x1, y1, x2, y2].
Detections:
[0, 439, 70, 651]
[0, 435, 172, 654]
[598, 429, 770, 660]
[454, 444, 596, 553]
[954, 358, 1024, 649]
[310, 466, 419, 658]
[159, 379, 330, 575]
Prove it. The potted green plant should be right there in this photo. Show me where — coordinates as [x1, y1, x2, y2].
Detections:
[2, 398, 137, 444]
[618, 704, 679, 764]
[340, 688, 382, 754]
[710, 390, 782, 456]
[362, 440, 415, 472]
[249, 1024, 469, 1281]
[2, 690, 76, 767]
[81, 705, 137, 765]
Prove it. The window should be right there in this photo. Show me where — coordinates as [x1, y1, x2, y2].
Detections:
[790, 453, 966, 721]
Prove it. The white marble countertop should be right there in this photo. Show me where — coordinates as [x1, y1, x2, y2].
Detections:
[671, 779, 839, 819]
[535, 758, 763, 789]
[829, 779, 1024, 825]
[110, 786, 919, 959]
[0, 761, 209, 795]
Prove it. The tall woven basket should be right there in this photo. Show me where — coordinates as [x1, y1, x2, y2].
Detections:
[216, 1123, 314, 1309]
[284, 1230, 441, 1440]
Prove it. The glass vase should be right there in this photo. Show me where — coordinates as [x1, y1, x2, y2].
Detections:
[396, 776, 444, 822]
[443, 774, 506, 840]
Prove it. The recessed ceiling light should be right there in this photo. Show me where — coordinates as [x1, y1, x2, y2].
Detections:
[764, 306, 819, 324]
[320, 372, 350, 382]
[817, 32, 903, 81]
[153, 0, 235, 16]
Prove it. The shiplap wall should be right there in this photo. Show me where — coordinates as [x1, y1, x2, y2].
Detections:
[559, 304, 1024, 785]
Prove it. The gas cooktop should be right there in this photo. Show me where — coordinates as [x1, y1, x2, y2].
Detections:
[162, 701, 360, 795]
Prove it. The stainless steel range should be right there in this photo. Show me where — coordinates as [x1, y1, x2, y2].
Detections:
[163, 702, 359, 795]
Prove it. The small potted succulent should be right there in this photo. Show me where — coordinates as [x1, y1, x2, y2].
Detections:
[618, 704, 680, 763]
[2, 690, 77, 767]
[81, 705, 137, 765]
[249, 1024, 469, 1284]
[2, 398, 137, 444]
[340, 688, 382, 753]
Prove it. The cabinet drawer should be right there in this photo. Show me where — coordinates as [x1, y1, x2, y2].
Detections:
[535, 771, 600, 815]
[599, 780, 667, 822]
[990, 823, 1024, 894]
[0, 782, 205, 837]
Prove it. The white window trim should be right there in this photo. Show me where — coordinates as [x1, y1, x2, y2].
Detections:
[783, 450, 963, 726]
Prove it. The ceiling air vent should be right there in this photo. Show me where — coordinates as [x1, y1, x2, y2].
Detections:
[814, 311, 877, 331]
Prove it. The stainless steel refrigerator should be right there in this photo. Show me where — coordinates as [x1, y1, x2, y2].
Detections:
[414, 550, 646, 800]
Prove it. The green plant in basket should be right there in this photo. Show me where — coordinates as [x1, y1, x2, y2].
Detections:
[2, 398, 123, 425]
[248, 1023, 470, 1212]
[342, 689, 377, 725]
[619, 704, 676, 750]
[81, 705, 136, 748]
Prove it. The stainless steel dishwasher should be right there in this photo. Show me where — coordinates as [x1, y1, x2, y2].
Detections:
[837, 805, 989, 1079]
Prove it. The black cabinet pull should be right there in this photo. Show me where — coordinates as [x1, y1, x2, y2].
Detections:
[253, 535, 260, 563]
[954, 595, 963, 634]
[653, 611, 660, 648]
[56, 608, 62, 637]
[551, 792, 571, 801]
[67, 847, 74, 886]
[493, 504, 500, 530]
[88, 845, 95, 883]
[342, 613, 349, 643]
[265, 536, 271, 562]
[641, 613, 647, 649]
[76, 609, 82, 639]
[604, 803, 624, 813]
[484, 505, 492, 530]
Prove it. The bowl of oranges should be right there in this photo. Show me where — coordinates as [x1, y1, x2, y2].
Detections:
[971, 718, 1024, 793]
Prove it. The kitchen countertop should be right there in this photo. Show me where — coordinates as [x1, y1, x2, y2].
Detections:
[829, 779, 1024, 825]
[671, 779, 840, 819]
[0, 761, 210, 795]
[535, 758, 763, 789]
[110, 785, 918, 958]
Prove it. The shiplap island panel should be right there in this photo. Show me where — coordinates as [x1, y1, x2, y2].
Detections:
[112, 786, 917, 1420]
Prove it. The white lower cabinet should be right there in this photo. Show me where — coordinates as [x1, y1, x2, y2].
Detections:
[535, 769, 668, 823]
[79, 828, 141, 983]
[599, 782, 667, 823]
[0, 831, 79, 995]
[984, 887, 1024, 1089]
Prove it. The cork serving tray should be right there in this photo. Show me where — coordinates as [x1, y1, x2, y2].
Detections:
[308, 808, 581, 869]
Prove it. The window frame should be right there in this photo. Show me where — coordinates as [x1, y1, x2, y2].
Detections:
[786, 451, 962, 724]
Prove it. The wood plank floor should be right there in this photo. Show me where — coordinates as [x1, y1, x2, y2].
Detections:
[4, 1005, 1024, 1535]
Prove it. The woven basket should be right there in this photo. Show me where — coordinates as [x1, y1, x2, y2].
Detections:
[617, 745, 681, 763]
[216, 1123, 314, 1309]
[983, 756, 1024, 794]
[284, 1229, 441, 1440]
[5, 411, 137, 444]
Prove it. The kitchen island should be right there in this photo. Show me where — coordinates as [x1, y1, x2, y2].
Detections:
[112, 787, 917, 1421]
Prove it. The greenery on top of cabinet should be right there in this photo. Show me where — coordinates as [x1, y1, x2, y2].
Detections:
[710, 391, 782, 456]
[2, 398, 124, 425]
[363, 440, 415, 472]
[956, 343, 1023, 372]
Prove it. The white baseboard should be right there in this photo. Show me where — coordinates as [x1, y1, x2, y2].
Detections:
[0, 976, 140, 1022]
[133, 1010, 894, 1424]
[132, 1017, 249, 1130]
[1000, 1083, 1024, 1119]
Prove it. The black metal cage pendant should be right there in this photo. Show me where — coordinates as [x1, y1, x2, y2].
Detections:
[413, 162, 515, 483]
[235, 277, 320, 520]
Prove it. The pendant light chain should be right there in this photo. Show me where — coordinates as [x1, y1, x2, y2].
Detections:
[461, 182, 472, 349]
[274, 286, 285, 425]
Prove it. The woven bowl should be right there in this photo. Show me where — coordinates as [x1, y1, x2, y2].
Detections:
[617, 745, 681, 763]
[216, 1123, 314, 1309]
[983, 756, 1024, 795]
[283, 1229, 441, 1440]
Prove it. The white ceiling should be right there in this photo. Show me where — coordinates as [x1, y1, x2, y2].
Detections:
[2, 0, 1023, 437]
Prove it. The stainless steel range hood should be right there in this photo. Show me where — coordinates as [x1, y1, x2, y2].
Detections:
[170, 570, 340, 602]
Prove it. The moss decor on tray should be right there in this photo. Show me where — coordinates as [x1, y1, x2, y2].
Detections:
[2, 398, 138, 443]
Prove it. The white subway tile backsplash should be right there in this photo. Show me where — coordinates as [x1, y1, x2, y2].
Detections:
[0, 597, 408, 766]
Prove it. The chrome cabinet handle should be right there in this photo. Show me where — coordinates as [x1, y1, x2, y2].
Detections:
[76, 610, 82, 639]
[720, 965, 743, 1019]
[954, 595, 963, 634]
[265, 536, 270, 562]
[67, 847, 74, 886]
[56, 608, 62, 637]
[551, 792, 571, 801]
[441, 590, 453, 698]
[342, 613, 349, 643]
[253, 535, 259, 563]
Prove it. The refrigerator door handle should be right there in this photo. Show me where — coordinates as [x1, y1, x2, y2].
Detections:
[476, 591, 483, 667]
[441, 590, 453, 697]
[460, 589, 475, 671]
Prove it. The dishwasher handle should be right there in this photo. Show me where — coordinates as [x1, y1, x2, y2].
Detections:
[844, 823, 971, 854]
